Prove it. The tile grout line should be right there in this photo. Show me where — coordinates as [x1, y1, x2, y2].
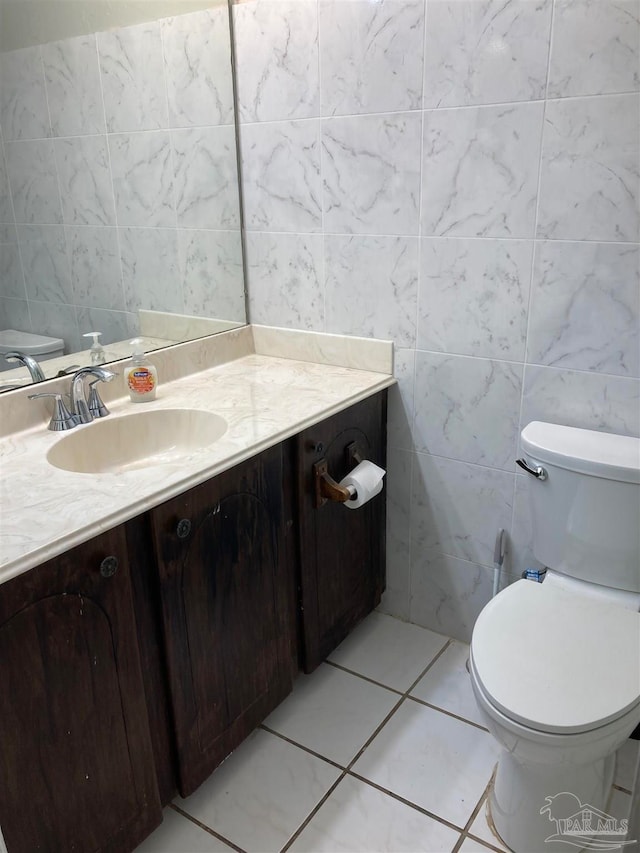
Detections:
[323, 659, 405, 695]
[408, 695, 490, 734]
[296, 649, 637, 853]
[452, 774, 507, 853]
[279, 639, 462, 851]
[510, 0, 557, 548]
[276, 691, 409, 853]
[95, 32, 129, 323]
[406, 414, 417, 620]
[169, 802, 247, 853]
[316, 0, 327, 334]
[463, 833, 508, 853]
[411, 0, 428, 630]
[346, 769, 466, 837]
[263, 636, 462, 773]
[230, 89, 640, 130]
[239, 228, 640, 246]
[259, 723, 347, 772]
[327, 635, 454, 698]
[325, 655, 491, 733]
[454, 775, 491, 851]
[172, 634, 518, 852]
[279, 773, 345, 853]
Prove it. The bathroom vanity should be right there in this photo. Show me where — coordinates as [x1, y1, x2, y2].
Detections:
[0, 326, 393, 853]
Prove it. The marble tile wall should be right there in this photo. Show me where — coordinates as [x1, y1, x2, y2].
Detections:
[0, 6, 244, 354]
[234, 0, 640, 641]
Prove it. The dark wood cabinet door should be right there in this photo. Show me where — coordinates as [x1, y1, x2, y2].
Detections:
[126, 514, 180, 807]
[0, 526, 162, 853]
[150, 445, 295, 796]
[295, 392, 387, 672]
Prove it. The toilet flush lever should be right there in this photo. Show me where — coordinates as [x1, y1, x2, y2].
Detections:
[516, 458, 547, 480]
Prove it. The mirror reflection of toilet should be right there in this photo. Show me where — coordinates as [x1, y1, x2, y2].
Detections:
[0, 329, 65, 373]
[470, 421, 640, 853]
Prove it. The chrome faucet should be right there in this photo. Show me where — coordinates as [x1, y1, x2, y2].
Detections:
[70, 366, 117, 424]
[4, 350, 46, 382]
[28, 392, 80, 431]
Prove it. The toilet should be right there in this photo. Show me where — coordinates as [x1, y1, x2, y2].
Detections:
[469, 421, 640, 853]
[0, 329, 65, 372]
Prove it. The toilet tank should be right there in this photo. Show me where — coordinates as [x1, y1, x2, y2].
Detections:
[520, 422, 640, 593]
[0, 329, 65, 372]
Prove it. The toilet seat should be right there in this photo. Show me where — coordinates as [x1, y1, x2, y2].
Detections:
[471, 580, 640, 735]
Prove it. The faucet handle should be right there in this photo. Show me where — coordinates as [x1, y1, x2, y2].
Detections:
[56, 364, 81, 378]
[28, 392, 80, 431]
[87, 378, 111, 418]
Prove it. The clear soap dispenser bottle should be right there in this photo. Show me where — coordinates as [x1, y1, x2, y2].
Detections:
[83, 331, 106, 365]
[124, 338, 158, 403]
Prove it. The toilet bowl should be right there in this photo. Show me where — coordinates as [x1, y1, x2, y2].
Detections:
[470, 580, 640, 851]
[469, 422, 640, 852]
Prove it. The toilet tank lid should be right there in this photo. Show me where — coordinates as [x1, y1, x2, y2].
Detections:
[0, 329, 64, 356]
[521, 421, 640, 484]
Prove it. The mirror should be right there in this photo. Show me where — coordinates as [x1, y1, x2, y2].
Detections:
[0, 0, 247, 390]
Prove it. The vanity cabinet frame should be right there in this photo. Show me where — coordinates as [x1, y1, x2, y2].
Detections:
[0, 390, 387, 851]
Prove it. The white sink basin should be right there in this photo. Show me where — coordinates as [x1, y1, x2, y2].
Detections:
[47, 408, 228, 474]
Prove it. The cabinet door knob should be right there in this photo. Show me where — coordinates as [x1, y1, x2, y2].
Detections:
[100, 556, 119, 578]
[176, 518, 192, 539]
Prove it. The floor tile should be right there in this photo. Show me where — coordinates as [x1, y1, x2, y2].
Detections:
[468, 798, 509, 852]
[587, 788, 634, 853]
[615, 738, 640, 791]
[328, 610, 449, 692]
[469, 786, 634, 852]
[411, 641, 486, 728]
[176, 729, 341, 853]
[289, 774, 460, 853]
[264, 663, 399, 764]
[352, 699, 500, 828]
[135, 807, 234, 852]
[609, 787, 632, 822]
[458, 837, 496, 852]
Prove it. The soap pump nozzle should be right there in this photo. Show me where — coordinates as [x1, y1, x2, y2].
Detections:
[129, 337, 146, 363]
[83, 331, 106, 365]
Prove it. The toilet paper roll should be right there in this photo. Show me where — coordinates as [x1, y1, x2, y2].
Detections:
[339, 460, 386, 509]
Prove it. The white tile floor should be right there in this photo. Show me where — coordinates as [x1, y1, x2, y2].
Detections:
[136, 612, 639, 853]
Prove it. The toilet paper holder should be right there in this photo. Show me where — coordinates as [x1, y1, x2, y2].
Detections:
[313, 442, 362, 508]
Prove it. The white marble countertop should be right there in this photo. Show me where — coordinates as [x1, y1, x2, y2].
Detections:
[0, 328, 394, 584]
